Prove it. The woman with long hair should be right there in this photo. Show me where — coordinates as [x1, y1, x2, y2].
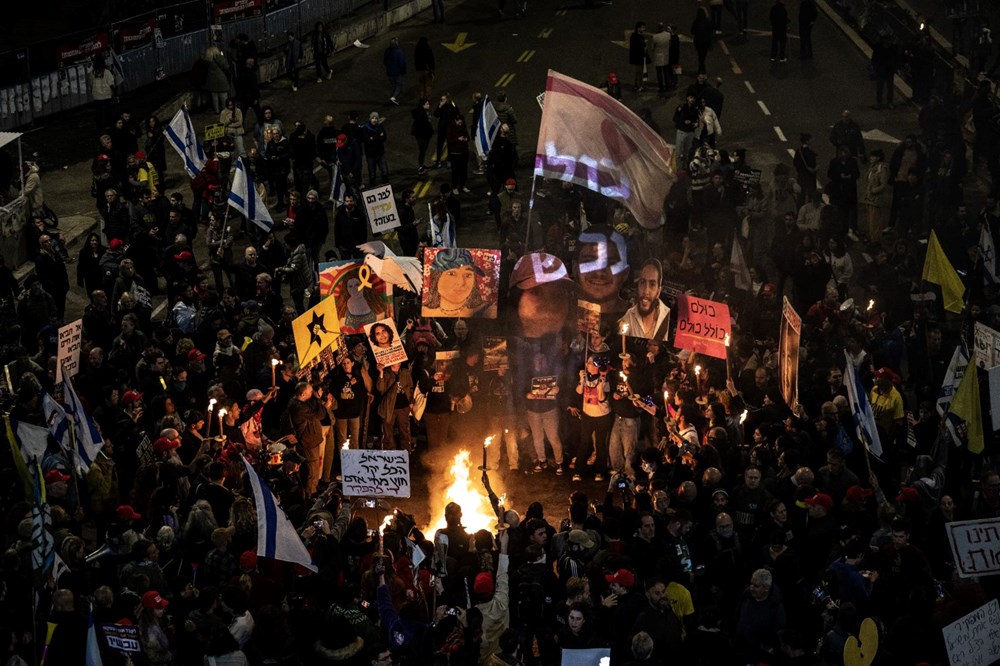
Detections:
[76, 232, 106, 295]
[138, 591, 173, 665]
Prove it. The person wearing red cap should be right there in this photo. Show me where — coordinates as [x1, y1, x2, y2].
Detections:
[473, 529, 510, 662]
[802, 492, 837, 577]
[138, 590, 173, 663]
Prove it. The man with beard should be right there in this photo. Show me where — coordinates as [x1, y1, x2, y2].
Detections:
[574, 225, 631, 318]
[617, 258, 670, 343]
[234, 246, 262, 301]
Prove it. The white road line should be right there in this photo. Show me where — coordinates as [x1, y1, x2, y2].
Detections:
[720, 40, 730, 56]
[786, 148, 796, 158]
[757, 100, 771, 116]
[744, 81, 755, 94]
[773, 126, 787, 142]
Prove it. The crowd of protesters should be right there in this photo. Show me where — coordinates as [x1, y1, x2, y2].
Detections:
[3, 8, 1000, 666]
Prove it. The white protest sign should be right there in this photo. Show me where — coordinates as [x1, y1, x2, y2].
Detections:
[973, 322, 1000, 369]
[942, 599, 1000, 666]
[947, 516, 1000, 577]
[56, 319, 83, 383]
[341, 449, 410, 498]
[560, 648, 610, 666]
[101, 623, 141, 654]
[362, 184, 401, 235]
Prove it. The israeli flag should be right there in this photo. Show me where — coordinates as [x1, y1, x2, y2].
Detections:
[843, 351, 883, 458]
[85, 609, 103, 666]
[329, 162, 346, 207]
[241, 455, 317, 572]
[936, 343, 970, 445]
[229, 157, 273, 231]
[164, 107, 206, 178]
[41, 376, 104, 474]
[473, 96, 501, 161]
[979, 225, 998, 286]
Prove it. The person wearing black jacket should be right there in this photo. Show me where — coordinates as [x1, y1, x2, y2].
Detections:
[289, 121, 319, 196]
[411, 99, 435, 176]
[316, 114, 339, 186]
[770, 0, 789, 62]
[432, 93, 459, 168]
[799, 0, 818, 59]
[264, 128, 292, 210]
[362, 112, 389, 187]
[398, 189, 420, 255]
[414, 37, 436, 101]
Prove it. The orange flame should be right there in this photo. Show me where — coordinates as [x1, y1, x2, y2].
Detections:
[428, 450, 497, 533]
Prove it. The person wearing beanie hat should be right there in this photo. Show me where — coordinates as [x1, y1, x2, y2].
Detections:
[362, 110, 389, 188]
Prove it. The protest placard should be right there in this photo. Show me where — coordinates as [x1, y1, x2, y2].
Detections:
[292, 297, 342, 367]
[529, 376, 559, 400]
[341, 449, 411, 498]
[942, 599, 1000, 666]
[947, 516, 1000, 577]
[674, 295, 731, 360]
[56, 319, 83, 383]
[204, 123, 225, 141]
[483, 336, 508, 372]
[101, 623, 141, 654]
[361, 184, 401, 235]
[577, 300, 601, 335]
[364, 318, 407, 370]
[780, 297, 801, 410]
[973, 322, 1000, 369]
[560, 647, 610, 666]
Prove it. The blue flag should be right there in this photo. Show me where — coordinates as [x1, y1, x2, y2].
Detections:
[474, 96, 501, 160]
[329, 162, 346, 207]
[41, 375, 104, 475]
[164, 107, 206, 178]
[844, 351, 883, 458]
[241, 455, 317, 572]
[229, 157, 274, 231]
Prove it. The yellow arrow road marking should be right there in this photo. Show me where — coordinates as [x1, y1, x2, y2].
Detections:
[517, 50, 536, 62]
[495, 72, 516, 87]
[538, 28, 553, 38]
[442, 32, 477, 53]
[417, 181, 432, 198]
[555, 9, 567, 16]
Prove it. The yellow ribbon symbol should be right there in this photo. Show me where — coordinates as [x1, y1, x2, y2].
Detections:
[357, 265, 373, 291]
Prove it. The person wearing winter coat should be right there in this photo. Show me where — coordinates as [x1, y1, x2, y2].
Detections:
[628, 22, 650, 91]
[410, 99, 434, 175]
[383, 37, 407, 105]
[284, 31, 304, 92]
[202, 46, 231, 113]
[650, 23, 672, 95]
[312, 21, 334, 83]
[696, 98, 722, 149]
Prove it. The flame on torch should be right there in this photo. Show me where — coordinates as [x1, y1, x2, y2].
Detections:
[342, 438, 351, 450]
[867, 299, 875, 312]
[724, 333, 730, 347]
[694, 365, 702, 376]
[739, 409, 748, 424]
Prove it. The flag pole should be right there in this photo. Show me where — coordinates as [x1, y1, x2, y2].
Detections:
[524, 173, 539, 249]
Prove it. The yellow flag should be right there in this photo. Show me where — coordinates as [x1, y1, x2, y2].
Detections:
[5, 417, 34, 500]
[292, 296, 342, 367]
[951, 351, 984, 454]
[921, 230, 965, 314]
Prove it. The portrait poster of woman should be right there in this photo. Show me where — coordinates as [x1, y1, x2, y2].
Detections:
[322, 262, 394, 335]
[421, 248, 501, 319]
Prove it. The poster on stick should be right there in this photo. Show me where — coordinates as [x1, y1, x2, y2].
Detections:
[779, 297, 802, 410]
[361, 184, 401, 234]
[341, 449, 410, 498]
[673, 295, 731, 359]
[364, 318, 407, 369]
[56, 319, 83, 383]
[946, 516, 1000, 578]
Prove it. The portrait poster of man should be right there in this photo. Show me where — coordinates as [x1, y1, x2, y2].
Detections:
[616, 258, 671, 343]
[364, 318, 408, 369]
[780, 296, 802, 410]
[573, 225, 631, 319]
[529, 375, 559, 400]
[421, 248, 501, 319]
[321, 262, 394, 335]
[292, 296, 342, 367]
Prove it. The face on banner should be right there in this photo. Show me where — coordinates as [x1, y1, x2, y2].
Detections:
[321, 262, 394, 335]
[510, 252, 577, 338]
[574, 225, 630, 316]
[422, 248, 501, 319]
[364, 318, 408, 369]
[616, 258, 670, 342]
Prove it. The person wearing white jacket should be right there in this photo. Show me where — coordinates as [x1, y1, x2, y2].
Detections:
[696, 99, 722, 149]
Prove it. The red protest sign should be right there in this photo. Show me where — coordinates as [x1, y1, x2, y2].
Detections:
[674, 295, 731, 359]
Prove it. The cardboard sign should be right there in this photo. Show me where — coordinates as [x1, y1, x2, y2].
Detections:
[341, 449, 410, 498]
[673, 295, 731, 360]
[56, 319, 83, 383]
[942, 599, 1000, 666]
[204, 123, 225, 141]
[362, 184, 401, 234]
[947, 516, 1000, 577]
[561, 648, 611, 666]
[364, 318, 407, 370]
[973, 322, 1000, 369]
